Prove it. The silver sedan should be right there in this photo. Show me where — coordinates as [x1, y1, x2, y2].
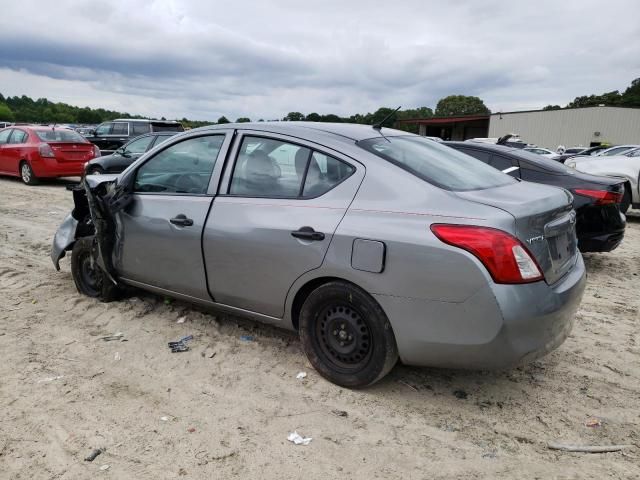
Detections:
[52, 123, 586, 387]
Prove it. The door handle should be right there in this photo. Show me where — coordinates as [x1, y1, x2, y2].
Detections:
[291, 226, 325, 241]
[169, 214, 194, 227]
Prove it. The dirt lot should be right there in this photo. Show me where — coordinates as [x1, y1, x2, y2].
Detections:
[1, 176, 639, 479]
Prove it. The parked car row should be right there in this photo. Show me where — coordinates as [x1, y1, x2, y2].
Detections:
[51, 122, 592, 387]
[84, 118, 184, 154]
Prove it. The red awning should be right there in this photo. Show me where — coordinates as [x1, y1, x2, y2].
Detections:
[397, 115, 489, 125]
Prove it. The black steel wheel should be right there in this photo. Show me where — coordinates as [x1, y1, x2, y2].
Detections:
[70, 236, 120, 301]
[299, 281, 398, 388]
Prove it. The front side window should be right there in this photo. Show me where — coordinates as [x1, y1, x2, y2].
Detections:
[359, 136, 514, 191]
[134, 135, 225, 194]
[112, 123, 129, 135]
[0, 129, 12, 145]
[95, 123, 113, 136]
[8, 130, 27, 144]
[124, 135, 154, 155]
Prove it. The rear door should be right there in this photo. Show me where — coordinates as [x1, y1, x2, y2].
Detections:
[3, 129, 28, 174]
[114, 132, 232, 300]
[0, 129, 14, 173]
[203, 132, 363, 318]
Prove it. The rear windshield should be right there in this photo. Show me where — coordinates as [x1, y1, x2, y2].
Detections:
[358, 135, 515, 191]
[507, 148, 573, 174]
[151, 122, 184, 132]
[35, 129, 86, 143]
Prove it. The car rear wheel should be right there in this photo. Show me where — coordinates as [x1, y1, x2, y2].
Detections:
[71, 236, 120, 302]
[20, 161, 38, 185]
[299, 281, 398, 388]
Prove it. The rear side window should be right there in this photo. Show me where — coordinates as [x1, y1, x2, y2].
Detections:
[8, 130, 28, 144]
[135, 135, 225, 195]
[359, 136, 514, 191]
[229, 136, 354, 198]
[124, 135, 154, 154]
[0, 129, 12, 144]
[112, 123, 129, 135]
[151, 123, 184, 132]
[455, 147, 491, 163]
[132, 123, 151, 135]
[35, 130, 85, 142]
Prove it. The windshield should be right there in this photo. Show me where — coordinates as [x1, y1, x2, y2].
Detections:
[358, 135, 515, 191]
[35, 129, 86, 143]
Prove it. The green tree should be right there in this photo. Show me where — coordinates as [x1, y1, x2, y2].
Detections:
[236, 117, 251, 123]
[305, 112, 321, 122]
[0, 102, 15, 121]
[435, 95, 490, 116]
[621, 78, 640, 107]
[283, 112, 305, 121]
[217, 116, 230, 124]
[542, 105, 561, 111]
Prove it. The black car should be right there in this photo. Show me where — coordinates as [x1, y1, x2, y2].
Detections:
[85, 132, 178, 175]
[85, 119, 184, 154]
[445, 141, 626, 253]
[555, 145, 611, 163]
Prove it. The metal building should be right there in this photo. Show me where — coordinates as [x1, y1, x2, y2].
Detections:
[488, 106, 640, 150]
[399, 106, 640, 148]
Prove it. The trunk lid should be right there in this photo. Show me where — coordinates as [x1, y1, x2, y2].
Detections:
[50, 142, 95, 162]
[456, 181, 578, 284]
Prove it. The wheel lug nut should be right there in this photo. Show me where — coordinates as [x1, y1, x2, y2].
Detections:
[348, 335, 352, 340]
[340, 342, 344, 346]
[341, 324, 345, 329]
[333, 330, 338, 335]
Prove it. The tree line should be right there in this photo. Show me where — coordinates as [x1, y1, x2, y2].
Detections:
[0, 77, 638, 130]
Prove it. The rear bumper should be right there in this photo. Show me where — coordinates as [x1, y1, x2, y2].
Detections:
[576, 205, 626, 253]
[374, 254, 587, 369]
[31, 157, 87, 177]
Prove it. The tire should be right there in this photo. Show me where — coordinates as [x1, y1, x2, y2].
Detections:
[70, 236, 120, 302]
[86, 165, 104, 176]
[299, 281, 398, 388]
[20, 161, 38, 185]
[620, 186, 631, 214]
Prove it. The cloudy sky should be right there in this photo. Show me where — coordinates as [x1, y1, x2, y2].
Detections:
[0, 0, 638, 121]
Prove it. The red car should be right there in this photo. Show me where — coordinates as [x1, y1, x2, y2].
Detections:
[0, 126, 100, 185]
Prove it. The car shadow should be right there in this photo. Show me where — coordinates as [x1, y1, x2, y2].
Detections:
[0, 175, 81, 187]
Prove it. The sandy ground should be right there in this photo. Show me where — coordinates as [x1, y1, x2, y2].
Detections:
[0, 176, 639, 480]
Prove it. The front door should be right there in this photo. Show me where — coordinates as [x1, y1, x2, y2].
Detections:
[114, 132, 231, 300]
[203, 132, 363, 318]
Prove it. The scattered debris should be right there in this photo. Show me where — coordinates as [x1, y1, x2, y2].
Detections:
[187, 427, 196, 433]
[176, 316, 186, 324]
[287, 431, 312, 446]
[585, 418, 602, 428]
[296, 372, 307, 380]
[85, 448, 104, 462]
[453, 390, 468, 399]
[208, 351, 216, 359]
[482, 451, 497, 459]
[114, 352, 121, 361]
[100, 332, 124, 342]
[548, 442, 632, 453]
[164, 298, 173, 305]
[169, 335, 194, 353]
[160, 416, 169, 422]
[331, 409, 348, 418]
[99, 464, 110, 471]
[240, 335, 255, 342]
[396, 379, 418, 392]
[38, 375, 64, 383]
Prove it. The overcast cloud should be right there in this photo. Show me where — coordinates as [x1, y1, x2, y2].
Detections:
[0, 0, 638, 120]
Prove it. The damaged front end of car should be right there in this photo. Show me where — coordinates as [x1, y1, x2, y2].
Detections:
[51, 175, 132, 287]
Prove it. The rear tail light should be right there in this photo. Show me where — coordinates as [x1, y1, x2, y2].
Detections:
[431, 224, 543, 284]
[39, 143, 55, 158]
[92, 145, 101, 158]
[573, 189, 622, 205]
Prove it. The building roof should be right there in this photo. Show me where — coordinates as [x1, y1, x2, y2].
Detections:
[396, 115, 490, 125]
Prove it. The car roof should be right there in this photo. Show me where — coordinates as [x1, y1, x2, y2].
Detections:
[192, 122, 408, 142]
[112, 118, 182, 124]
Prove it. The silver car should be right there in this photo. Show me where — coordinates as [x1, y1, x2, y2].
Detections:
[52, 123, 586, 387]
